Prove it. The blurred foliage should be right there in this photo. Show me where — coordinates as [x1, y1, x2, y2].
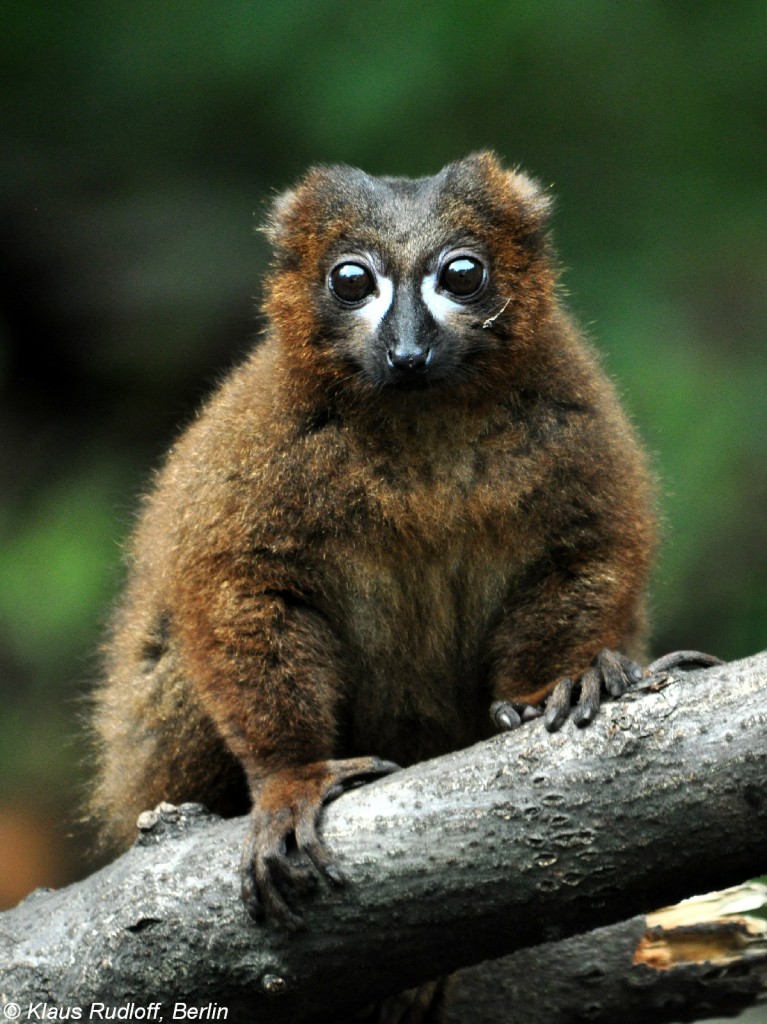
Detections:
[0, 0, 765, 905]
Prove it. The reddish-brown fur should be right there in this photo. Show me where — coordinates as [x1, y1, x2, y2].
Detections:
[90, 154, 655, 952]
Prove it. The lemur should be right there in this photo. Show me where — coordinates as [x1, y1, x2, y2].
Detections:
[90, 152, 713, 1019]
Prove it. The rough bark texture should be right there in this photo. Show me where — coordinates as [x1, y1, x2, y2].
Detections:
[1, 652, 766, 1023]
[446, 891, 767, 1023]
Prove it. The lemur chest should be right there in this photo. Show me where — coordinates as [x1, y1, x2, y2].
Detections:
[317, 420, 541, 658]
[319, 450, 530, 762]
[336, 529, 510, 670]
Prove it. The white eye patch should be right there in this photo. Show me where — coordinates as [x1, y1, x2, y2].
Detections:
[420, 273, 461, 325]
[354, 275, 394, 331]
[350, 272, 467, 331]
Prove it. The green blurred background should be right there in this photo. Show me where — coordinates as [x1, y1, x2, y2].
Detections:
[1, 1, 765, 909]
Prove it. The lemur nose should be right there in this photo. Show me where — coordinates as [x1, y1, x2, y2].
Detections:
[386, 348, 431, 372]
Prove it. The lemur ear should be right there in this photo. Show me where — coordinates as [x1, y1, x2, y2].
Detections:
[444, 150, 553, 235]
[479, 150, 553, 230]
[262, 186, 301, 250]
[261, 164, 331, 252]
[504, 168, 554, 228]
[262, 163, 367, 259]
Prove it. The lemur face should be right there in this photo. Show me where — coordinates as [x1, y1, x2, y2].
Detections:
[263, 152, 554, 395]
[320, 235, 493, 391]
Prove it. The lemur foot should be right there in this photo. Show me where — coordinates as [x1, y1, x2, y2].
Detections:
[543, 649, 643, 731]
[491, 648, 724, 738]
[241, 756, 398, 930]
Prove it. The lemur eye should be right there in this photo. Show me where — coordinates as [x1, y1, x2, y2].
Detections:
[440, 256, 486, 298]
[329, 262, 376, 304]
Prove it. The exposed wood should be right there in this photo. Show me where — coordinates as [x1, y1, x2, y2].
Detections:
[447, 885, 767, 1024]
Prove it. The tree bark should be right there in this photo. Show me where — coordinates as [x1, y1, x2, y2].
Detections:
[1, 652, 766, 1023]
[446, 885, 767, 1023]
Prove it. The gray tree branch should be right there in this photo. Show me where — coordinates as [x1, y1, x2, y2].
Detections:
[446, 886, 767, 1023]
[1, 652, 766, 1023]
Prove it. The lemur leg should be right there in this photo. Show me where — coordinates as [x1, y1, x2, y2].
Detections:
[487, 556, 649, 734]
[176, 581, 397, 929]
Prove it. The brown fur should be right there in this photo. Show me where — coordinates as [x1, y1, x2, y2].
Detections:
[90, 153, 655, 998]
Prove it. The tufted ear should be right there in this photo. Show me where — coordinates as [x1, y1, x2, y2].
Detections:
[503, 167, 554, 228]
[261, 163, 373, 263]
[260, 163, 333, 254]
[261, 185, 302, 251]
[441, 150, 553, 236]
